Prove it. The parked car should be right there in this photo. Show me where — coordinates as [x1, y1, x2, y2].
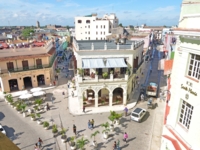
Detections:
[130, 107, 146, 123]
[0, 124, 6, 135]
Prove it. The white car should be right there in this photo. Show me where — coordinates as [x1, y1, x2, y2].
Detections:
[131, 107, 147, 123]
[0, 124, 6, 135]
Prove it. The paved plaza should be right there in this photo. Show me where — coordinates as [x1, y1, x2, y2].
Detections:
[0, 48, 166, 150]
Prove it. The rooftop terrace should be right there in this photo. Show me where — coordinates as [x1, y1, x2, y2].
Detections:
[73, 38, 144, 51]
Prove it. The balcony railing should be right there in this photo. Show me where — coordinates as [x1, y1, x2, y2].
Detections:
[0, 64, 50, 74]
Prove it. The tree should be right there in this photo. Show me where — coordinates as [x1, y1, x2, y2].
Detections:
[77, 137, 89, 150]
[66, 26, 70, 30]
[22, 28, 34, 39]
[119, 23, 123, 27]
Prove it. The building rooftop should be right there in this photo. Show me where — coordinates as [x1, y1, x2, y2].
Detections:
[74, 39, 143, 51]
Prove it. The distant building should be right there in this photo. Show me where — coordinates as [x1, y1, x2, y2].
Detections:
[47, 24, 62, 29]
[36, 21, 40, 28]
[75, 13, 119, 40]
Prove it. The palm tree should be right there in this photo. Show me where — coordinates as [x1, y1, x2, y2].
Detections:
[101, 122, 110, 134]
[77, 137, 89, 150]
[35, 99, 42, 108]
[90, 130, 100, 142]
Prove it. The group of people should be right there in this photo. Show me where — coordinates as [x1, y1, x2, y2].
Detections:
[34, 138, 43, 150]
[113, 132, 128, 149]
[88, 119, 95, 129]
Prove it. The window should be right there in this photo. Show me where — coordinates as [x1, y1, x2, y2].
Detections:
[85, 26, 87, 28]
[104, 32, 105, 35]
[22, 60, 29, 70]
[88, 25, 90, 28]
[96, 32, 98, 35]
[188, 54, 200, 80]
[109, 25, 111, 28]
[88, 31, 90, 34]
[78, 20, 82, 23]
[96, 38, 98, 40]
[85, 37, 87, 39]
[36, 59, 42, 68]
[86, 20, 90, 23]
[101, 32, 102, 35]
[101, 25, 102, 28]
[88, 37, 90, 40]
[96, 25, 98, 28]
[7, 62, 14, 71]
[85, 32, 87, 34]
[104, 25, 105, 28]
[179, 100, 193, 129]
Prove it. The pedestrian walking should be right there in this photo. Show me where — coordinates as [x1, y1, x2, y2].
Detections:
[83, 105, 85, 113]
[73, 124, 76, 135]
[53, 81, 56, 86]
[51, 96, 54, 104]
[88, 120, 92, 129]
[113, 141, 117, 150]
[38, 137, 43, 148]
[123, 107, 128, 117]
[68, 83, 70, 88]
[123, 132, 128, 143]
[91, 119, 94, 128]
[71, 91, 74, 97]
[62, 91, 65, 99]
[141, 94, 144, 101]
[46, 103, 50, 111]
[117, 139, 120, 149]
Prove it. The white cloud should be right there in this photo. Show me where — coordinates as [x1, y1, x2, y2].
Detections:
[13, 13, 18, 17]
[64, 1, 80, 7]
[154, 6, 175, 12]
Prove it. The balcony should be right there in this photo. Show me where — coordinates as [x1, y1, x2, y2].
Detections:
[0, 54, 57, 74]
[0, 64, 50, 74]
[78, 72, 128, 83]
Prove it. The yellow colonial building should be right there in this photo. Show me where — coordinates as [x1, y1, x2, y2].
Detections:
[0, 40, 57, 92]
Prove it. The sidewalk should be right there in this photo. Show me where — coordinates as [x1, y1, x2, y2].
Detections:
[68, 61, 151, 115]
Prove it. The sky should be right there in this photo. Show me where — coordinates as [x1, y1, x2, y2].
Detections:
[0, 0, 182, 26]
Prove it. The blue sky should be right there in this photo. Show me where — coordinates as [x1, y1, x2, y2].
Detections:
[0, 0, 182, 26]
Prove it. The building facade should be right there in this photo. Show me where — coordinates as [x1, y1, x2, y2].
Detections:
[161, 1, 200, 150]
[72, 37, 145, 109]
[75, 13, 119, 40]
[0, 40, 57, 92]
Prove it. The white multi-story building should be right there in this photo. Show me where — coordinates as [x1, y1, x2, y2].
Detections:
[72, 38, 145, 109]
[75, 13, 119, 40]
[161, 1, 200, 150]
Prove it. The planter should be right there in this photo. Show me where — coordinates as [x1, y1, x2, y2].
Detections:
[53, 131, 58, 137]
[70, 142, 76, 150]
[44, 127, 49, 130]
[92, 141, 97, 147]
[14, 107, 17, 110]
[23, 112, 27, 117]
[110, 124, 114, 132]
[115, 119, 120, 125]
[11, 105, 14, 108]
[61, 135, 67, 143]
[31, 117, 36, 121]
[103, 132, 108, 139]
[37, 120, 43, 125]
[18, 111, 22, 114]
[28, 109, 33, 114]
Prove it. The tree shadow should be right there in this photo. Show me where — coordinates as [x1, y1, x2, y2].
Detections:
[77, 129, 86, 134]
[120, 123, 128, 129]
[114, 127, 124, 136]
[0, 112, 5, 121]
[104, 137, 114, 144]
[120, 117, 130, 124]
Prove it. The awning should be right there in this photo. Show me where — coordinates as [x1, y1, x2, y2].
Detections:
[106, 58, 127, 68]
[82, 58, 105, 69]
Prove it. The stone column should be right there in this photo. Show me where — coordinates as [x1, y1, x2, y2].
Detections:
[109, 92, 113, 107]
[123, 92, 127, 105]
[95, 94, 98, 107]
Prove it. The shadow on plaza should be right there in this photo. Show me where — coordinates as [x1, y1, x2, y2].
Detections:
[0, 111, 5, 121]
[5, 125, 24, 142]
[20, 137, 55, 149]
